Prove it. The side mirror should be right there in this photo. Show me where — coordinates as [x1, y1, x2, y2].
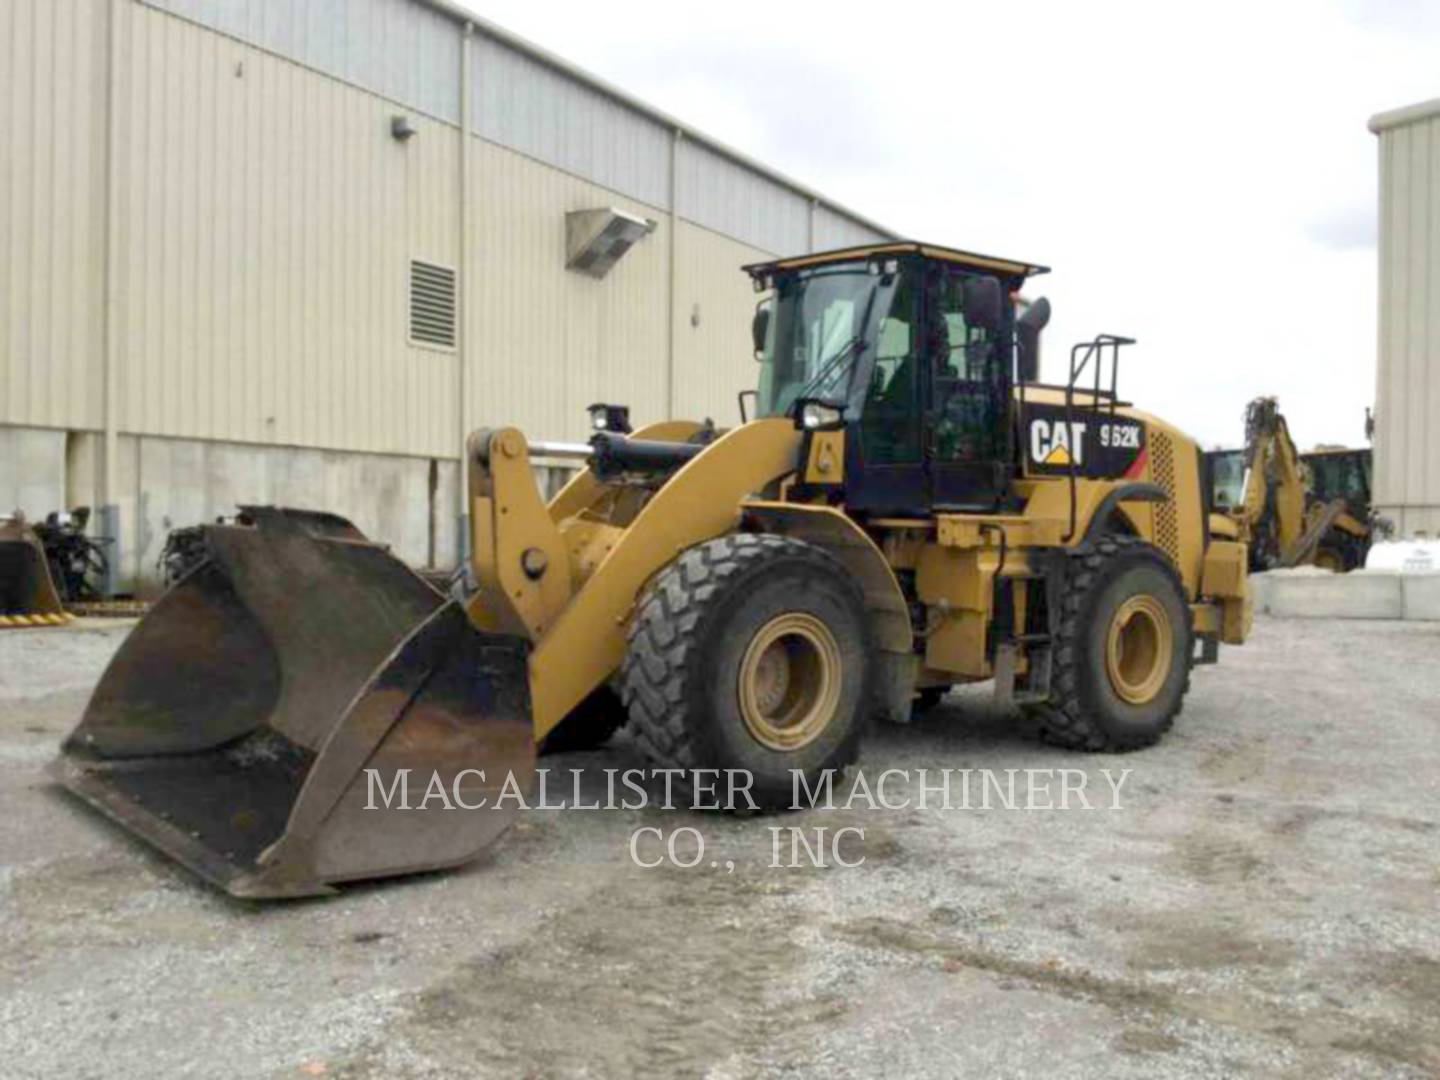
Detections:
[963, 276, 1004, 332]
[1016, 296, 1051, 382]
[752, 300, 772, 360]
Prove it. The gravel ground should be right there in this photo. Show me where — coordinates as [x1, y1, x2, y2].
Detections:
[1, 615, 1438, 1079]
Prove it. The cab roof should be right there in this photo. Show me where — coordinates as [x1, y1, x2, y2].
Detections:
[744, 241, 1050, 281]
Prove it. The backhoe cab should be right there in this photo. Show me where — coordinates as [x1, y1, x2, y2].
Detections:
[53, 242, 1252, 898]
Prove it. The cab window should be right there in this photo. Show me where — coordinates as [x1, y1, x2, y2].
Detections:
[859, 272, 922, 465]
[930, 271, 1004, 464]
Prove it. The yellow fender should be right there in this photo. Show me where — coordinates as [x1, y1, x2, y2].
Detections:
[738, 500, 911, 653]
[739, 500, 918, 722]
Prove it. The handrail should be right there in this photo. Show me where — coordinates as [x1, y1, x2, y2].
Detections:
[1061, 335, 1136, 542]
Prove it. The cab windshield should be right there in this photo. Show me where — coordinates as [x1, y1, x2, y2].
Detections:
[755, 263, 896, 418]
[1304, 451, 1371, 512]
[1209, 450, 1246, 509]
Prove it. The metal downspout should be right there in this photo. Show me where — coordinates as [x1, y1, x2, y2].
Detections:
[667, 128, 681, 419]
[100, 0, 124, 595]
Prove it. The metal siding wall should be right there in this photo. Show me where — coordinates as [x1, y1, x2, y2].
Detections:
[3, 0, 894, 467]
[466, 139, 669, 442]
[1375, 128, 1394, 514]
[1376, 117, 1440, 534]
[0, 0, 107, 431]
[472, 35, 671, 210]
[140, 0, 461, 122]
[115, 3, 458, 457]
[813, 204, 890, 251]
[675, 139, 809, 256]
[1416, 117, 1440, 531]
[671, 222, 772, 424]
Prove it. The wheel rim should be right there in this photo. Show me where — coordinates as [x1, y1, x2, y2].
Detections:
[738, 612, 842, 751]
[1105, 595, 1173, 705]
[1314, 549, 1342, 573]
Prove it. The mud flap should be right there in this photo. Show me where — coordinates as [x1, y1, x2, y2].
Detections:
[48, 508, 535, 899]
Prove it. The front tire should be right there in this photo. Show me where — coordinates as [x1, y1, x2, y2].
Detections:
[1027, 535, 1192, 752]
[621, 534, 872, 809]
[539, 685, 627, 755]
[914, 687, 948, 713]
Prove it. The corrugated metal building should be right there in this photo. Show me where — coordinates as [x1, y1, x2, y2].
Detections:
[0, 0, 891, 591]
[1370, 98, 1440, 536]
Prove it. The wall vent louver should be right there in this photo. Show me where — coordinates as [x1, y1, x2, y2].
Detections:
[410, 260, 457, 349]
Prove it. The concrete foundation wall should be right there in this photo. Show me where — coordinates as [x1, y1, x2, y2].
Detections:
[5, 423, 459, 596]
[0, 428, 67, 520]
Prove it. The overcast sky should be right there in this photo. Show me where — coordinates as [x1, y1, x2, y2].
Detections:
[459, 0, 1439, 449]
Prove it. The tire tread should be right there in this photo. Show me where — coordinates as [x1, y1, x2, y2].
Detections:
[1031, 534, 1192, 752]
[620, 533, 864, 799]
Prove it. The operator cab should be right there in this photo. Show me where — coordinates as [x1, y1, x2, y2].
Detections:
[746, 243, 1049, 516]
[1302, 448, 1373, 520]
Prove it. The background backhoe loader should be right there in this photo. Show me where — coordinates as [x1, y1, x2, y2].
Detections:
[0, 513, 71, 628]
[1206, 397, 1376, 571]
[51, 242, 1252, 898]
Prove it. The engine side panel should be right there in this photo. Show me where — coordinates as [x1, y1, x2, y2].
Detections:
[1017, 394, 1208, 597]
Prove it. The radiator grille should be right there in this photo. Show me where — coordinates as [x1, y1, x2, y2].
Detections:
[410, 260, 457, 349]
[1151, 430, 1180, 561]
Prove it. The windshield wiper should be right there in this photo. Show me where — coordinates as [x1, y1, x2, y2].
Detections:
[795, 333, 866, 405]
[795, 272, 887, 407]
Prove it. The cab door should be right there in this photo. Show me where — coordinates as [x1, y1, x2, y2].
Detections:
[925, 267, 1011, 510]
[842, 265, 928, 514]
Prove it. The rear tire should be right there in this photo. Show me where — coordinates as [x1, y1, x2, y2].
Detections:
[621, 534, 872, 809]
[1026, 535, 1192, 752]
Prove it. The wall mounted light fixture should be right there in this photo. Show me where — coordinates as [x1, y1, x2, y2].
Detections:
[391, 114, 417, 142]
[565, 208, 656, 278]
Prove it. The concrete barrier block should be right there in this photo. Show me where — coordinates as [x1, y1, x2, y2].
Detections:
[1265, 569, 1403, 619]
[1403, 574, 1440, 621]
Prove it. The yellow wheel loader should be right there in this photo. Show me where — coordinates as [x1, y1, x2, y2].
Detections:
[51, 242, 1251, 898]
[0, 513, 72, 628]
[1206, 397, 1374, 572]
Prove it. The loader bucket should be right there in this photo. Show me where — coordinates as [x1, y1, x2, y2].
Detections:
[48, 507, 535, 899]
[0, 515, 69, 627]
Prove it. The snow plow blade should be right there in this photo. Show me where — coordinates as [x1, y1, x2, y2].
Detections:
[48, 508, 534, 899]
[0, 514, 70, 627]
